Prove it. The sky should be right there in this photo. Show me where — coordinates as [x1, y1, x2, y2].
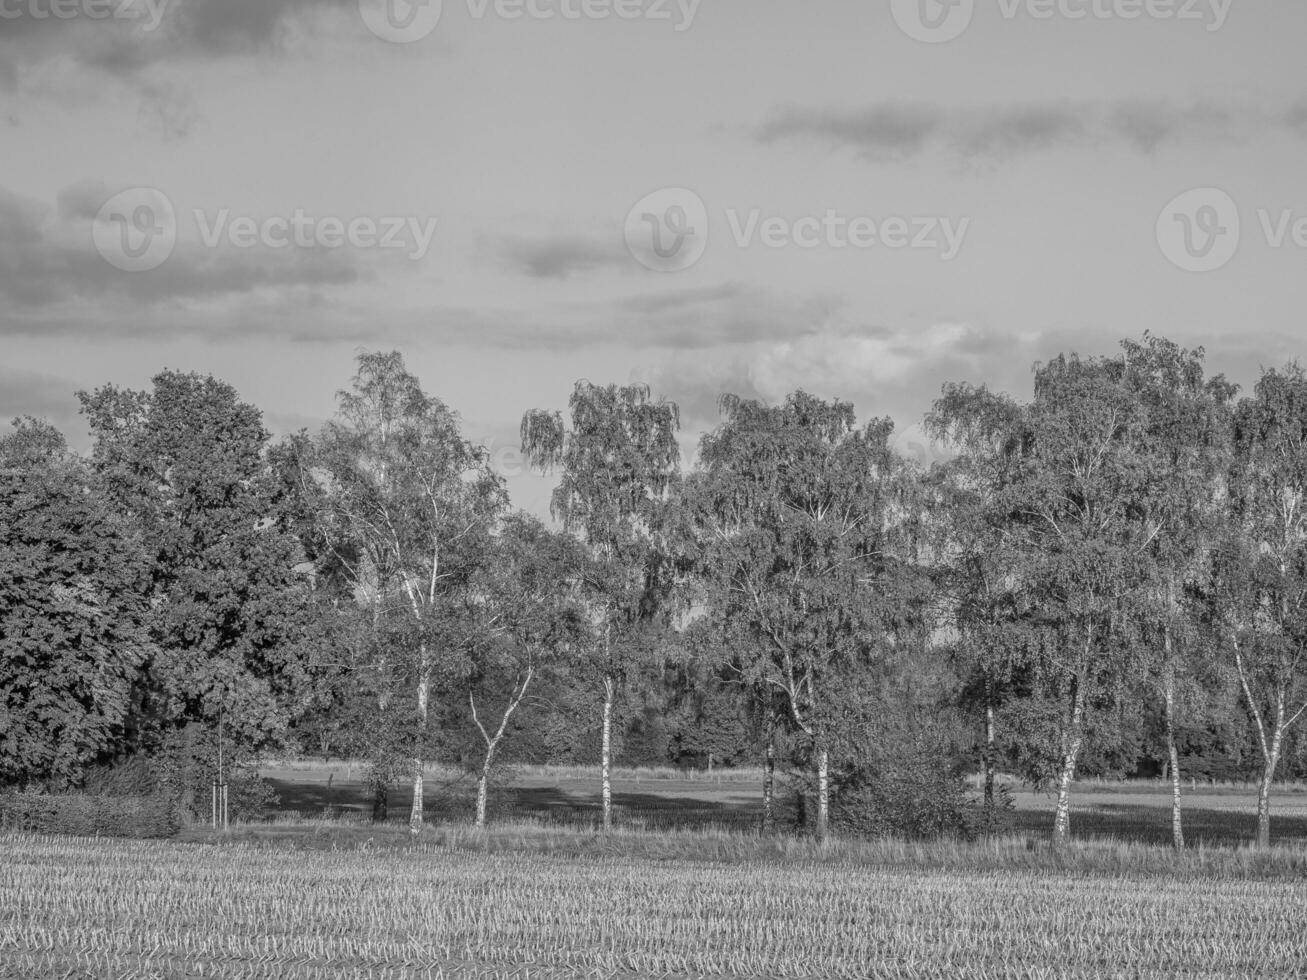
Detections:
[2, 0, 1306, 516]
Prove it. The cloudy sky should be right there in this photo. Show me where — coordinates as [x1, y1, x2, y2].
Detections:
[3, 0, 1306, 514]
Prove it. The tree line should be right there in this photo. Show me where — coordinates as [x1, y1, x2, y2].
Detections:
[3, 335, 1307, 848]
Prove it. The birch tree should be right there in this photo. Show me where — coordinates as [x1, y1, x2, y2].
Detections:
[1013, 355, 1155, 845]
[467, 514, 590, 826]
[926, 384, 1035, 812]
[1214, 365, 1307, 847]
[684, 392, 909, 841]
[292, 352, 505, 832]
[520, 382, 680, 831]
[1116, 335, 1235, 848]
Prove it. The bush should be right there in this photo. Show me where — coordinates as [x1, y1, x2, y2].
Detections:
[81, 754, 159, 796]
[0, 792, 178, 838]
[829, 748, 1013, 841]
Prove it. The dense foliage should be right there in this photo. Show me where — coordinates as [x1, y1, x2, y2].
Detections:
[4, 337, 1307, 845]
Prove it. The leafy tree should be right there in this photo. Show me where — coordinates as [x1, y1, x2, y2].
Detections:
[926, 384, 1036, 813]
[466, 514, 590, 826]
[0, 419, 155, 789]
[286, 352, 505, 831]
[1009, 354, 1157, 844]
[77, 373, 316, 802]
[1213, 365, 1307, 847]
[1114, 335, 1236, 847]
[683, 392, 912, 840]
[521, 382, 681, 831]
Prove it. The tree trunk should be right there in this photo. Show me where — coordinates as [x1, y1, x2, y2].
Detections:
[1257, 733, 1281, 849]
[372, 781, 388, 823]
[476, 770, 490, 828]
[815, 744, 830, 843]
[761, 722, 776, 835]
[983, 680, 996, 809]
[601, 674, 614, 832]
[409, 661, 429, 834]
[1163, 649, 1184, 849]
[469, 668, 533, 830]
[1052, 676, 1086, 846]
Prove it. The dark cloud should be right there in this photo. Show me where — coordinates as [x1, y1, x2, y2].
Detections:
[0, 182, 364, 326]
[165, 0, 355, 57]
[753, 99, 1263, 161]
[0, 0, 359, 124]
[755, 103, 943, 160]
[1282, 101, 1307, 137]
[137, 80, 201, 139]
[499, 234, 630, 279]
[616, 282, 742, 315]
[1107, 101, 1239, 153]
[956, 104, 1087, 157]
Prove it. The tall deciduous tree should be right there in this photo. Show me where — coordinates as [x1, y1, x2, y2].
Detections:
[0, 419, 155, 788]
[684, 392, 910, 841]
[1115, 335, 1235, 848]
[1013, 355, 1155, 845]
[290, 352, 505, 832]
[926, 384, 1036, 812]
[521, 382, 681, 831]
[467, 514, 590, 826]
[78, 373, 315, 775]
[1214, 365, 1307, 847]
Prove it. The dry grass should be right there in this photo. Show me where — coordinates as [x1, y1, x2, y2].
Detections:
[3, 829, 1305, 979]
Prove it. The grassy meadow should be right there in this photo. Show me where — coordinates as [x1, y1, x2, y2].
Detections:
[3, 765, 1307, 978]
[258, 760, 1307, 847]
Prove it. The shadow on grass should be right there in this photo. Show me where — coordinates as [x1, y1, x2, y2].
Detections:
[263, 775, 763, 831]
[265, 777, 372, 814]
[262, 771, 1307, 844]
[511, 787, 762, 831]
[1011, 803, 1307, 846]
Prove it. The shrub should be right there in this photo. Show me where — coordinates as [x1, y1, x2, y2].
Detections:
[830, 747, 1013, 841]
[0, 792, 177, 838]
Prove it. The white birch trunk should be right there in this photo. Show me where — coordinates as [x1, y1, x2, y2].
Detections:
[983, 683, 996, 809]
[1052, 677, 1086, 846]
[815, 745, 830, 843]
[409, 658, 429, 834]
[1163, 649, 1184, 849]
[1257, 727, 1282, 849]
[601, 674, 614, 832]
[470, 667, 534, 829]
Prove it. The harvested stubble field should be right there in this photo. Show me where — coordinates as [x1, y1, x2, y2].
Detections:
[3, 830, 1307, 980]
